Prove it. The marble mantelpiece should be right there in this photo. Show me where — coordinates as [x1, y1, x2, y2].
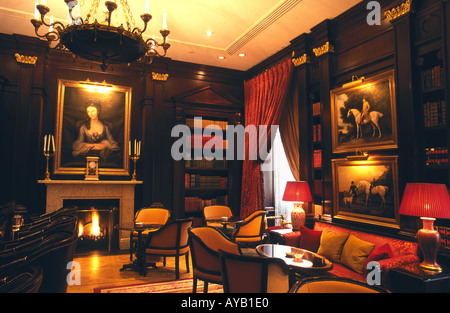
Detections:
[38, 180, 142, 250]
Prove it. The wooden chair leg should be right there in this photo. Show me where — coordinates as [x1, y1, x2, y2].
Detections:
[193, 277, 197, 293]
[163, 256, 166, 267]
[204, 281, 208, 293]
[185, 253, 190, 273]
[175, 255, 180, 280]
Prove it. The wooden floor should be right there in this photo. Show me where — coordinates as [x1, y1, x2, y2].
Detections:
[67, 248, 259, 293]
[67, 251, 195, 293]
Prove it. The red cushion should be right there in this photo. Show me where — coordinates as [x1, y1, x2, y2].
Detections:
[364, 243, 394, 274]
[299, 226, 322, 252]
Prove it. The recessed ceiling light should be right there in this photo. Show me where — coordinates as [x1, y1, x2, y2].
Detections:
[217, 56, 225, 60]
[206, 30, 213, 36]
[238, 53, 246, 57]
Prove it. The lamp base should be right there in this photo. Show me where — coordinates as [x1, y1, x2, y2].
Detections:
[418, 217, 442, 272]
[291, 203, 305, 231]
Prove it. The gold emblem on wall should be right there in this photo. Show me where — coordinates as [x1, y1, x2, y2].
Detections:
[385, 0, 413, 22]
[152, 72, 169, 81]
[292, 52, 311, 67]
[14, 53, 38, 65]
[313, 42, 334, 57]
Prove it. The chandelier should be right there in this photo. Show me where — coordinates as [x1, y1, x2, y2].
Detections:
[31, 0, 170, 71]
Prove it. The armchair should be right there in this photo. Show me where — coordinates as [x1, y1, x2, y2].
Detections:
[232, 210, 267, 246]
[144, 218, 192, 279]
[219, 249, 291, 293]
[289, 276, 390, 293]
[188, 226, 242, 293]
[129, 208, 170, 260]
[203, 205, 234, 231]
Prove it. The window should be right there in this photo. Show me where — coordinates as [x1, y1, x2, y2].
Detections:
[262, 130, 295, 225]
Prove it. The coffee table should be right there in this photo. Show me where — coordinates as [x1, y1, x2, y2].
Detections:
[256, 244, 332, 276]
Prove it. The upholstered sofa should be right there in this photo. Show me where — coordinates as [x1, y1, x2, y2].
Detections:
[280, 220, 419, 286]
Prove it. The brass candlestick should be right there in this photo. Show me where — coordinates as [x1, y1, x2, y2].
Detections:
[129, 139, 141, 181]
[43, 134, 55, 180]
[130, 155, 140, 181]
[43, 151, 54, 180]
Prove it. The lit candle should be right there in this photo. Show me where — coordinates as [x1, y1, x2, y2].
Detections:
[138, 141, 141, 156]
[145, 0, 149, 13]
[51, 135, 55, 152]
[129, 141, 131, 156]
[44, 135, 47, 152]
[163, 10, 167, 30]
[35, 2, 39, 19]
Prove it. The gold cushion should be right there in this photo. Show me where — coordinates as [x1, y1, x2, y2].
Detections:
[340, 234, 375, 274]
[317, 229, 349, 262]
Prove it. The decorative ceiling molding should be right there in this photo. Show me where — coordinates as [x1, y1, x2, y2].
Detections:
[226, 0, 303, 55]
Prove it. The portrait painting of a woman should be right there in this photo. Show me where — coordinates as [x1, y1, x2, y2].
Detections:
[72, 99, 120, 160]
[54, 79, 131, 176]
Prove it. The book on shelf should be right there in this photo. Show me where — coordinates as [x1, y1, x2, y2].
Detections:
[425, 147, 448, 167]
[190, 134, 228, 149]
[185, 174, 228, 188]
[184, 195, 228, 212]
[313, 150, 322, 168]
[186, 158, 227, 169]
[313, 124, 321, 142]
[421, 65, 444, 90]
[423, 101, 446, 128]
[186, 118, 228, 130]
[312, 102, 321, 116]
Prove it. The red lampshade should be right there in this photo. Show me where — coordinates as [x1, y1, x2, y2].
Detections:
[399, 183, 450, 219]
[282, 181, 313, 203]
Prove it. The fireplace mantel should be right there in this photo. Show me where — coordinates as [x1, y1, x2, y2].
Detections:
[38, 180, 142, 250]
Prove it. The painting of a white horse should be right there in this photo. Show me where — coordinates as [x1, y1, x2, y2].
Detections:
[332, 156, 399, 228]
[331, 70, 397, 153]
[347, 109, 383, 139]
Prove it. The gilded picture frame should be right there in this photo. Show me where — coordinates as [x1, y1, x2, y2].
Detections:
[331, 156, 400, 228]
[331, 70, 398, 153]
[54, 79, 131, 176]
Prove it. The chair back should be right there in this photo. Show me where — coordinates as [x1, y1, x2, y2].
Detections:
[0, 265, 43, 293]
[290, 277, 390, 293]
[204, 205, 233, 220]
[219, 249, 291, 293]
[232, 210, 267, 244]
[189, 227, 241, 278]
[135, 208, 170, 225]
[146, 218, 192, 253]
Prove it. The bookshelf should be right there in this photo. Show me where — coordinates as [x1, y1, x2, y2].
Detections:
[311, 95, 323, 206]
[416, 47, 449, 186]
[173, 112, 241, 222]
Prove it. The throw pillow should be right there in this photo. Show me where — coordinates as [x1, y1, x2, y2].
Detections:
[364, 243, 394, 274]
[317, 229, 349, 262]
[299, 226, 322, 252]
[340, 234, 376, 274]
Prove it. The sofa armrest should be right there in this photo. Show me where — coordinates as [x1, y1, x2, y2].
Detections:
[282, 231, 301, 247]
[377, 254, 420, 272]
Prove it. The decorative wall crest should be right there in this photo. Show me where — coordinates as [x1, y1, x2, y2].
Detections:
[291, 52, 311, 67]
[385, 0, 413, 22]
[313, 42, 334, 57]
[14, 53, 38, 65]
[152, 72, 169, 81]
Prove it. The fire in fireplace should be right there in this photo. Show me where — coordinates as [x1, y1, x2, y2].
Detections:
[63, 199, 119, 253]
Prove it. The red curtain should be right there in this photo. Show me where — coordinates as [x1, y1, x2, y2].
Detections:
[240, 59, 293, 218]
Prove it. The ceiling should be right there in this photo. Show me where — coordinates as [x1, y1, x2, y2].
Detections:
[0, 0, 362, 71]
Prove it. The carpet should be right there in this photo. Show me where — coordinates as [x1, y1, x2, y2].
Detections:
[94, 279, 223, 293]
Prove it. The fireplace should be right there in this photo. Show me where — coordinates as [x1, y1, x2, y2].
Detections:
[64, 199, 120, 253]
[38, 180, 142, 250]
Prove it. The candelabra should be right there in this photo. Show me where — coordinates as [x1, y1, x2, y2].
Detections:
[43, 134, 55, 180]
[130, 140, 141, 181]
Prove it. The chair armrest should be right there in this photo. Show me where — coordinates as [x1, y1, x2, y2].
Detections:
[377, 254, 420, 272]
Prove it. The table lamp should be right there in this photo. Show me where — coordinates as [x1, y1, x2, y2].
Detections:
[282, 181, 313, 230]
[399, 183, 450, 272]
